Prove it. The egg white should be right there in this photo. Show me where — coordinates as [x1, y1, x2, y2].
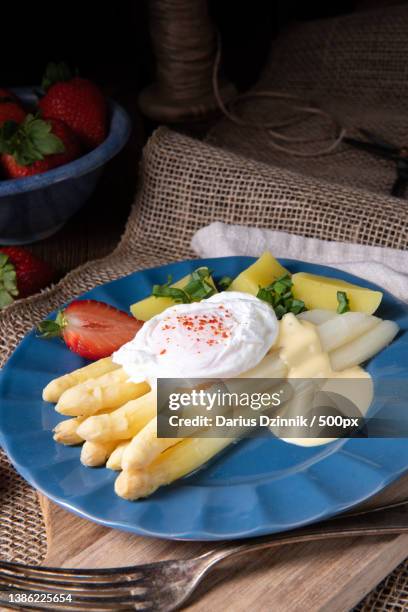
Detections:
[113, 292, 278, 383]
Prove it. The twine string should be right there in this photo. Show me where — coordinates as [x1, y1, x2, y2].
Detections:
[211, 33, 346, 157]
[150, 0, 346, 155]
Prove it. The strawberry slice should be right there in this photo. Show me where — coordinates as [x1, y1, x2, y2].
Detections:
[38, 299, 143, 360]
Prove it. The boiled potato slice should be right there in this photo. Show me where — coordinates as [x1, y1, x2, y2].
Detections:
[292, 272, 382, 314]
[130, 268, 217, 321]
[228, 251, 289, 295]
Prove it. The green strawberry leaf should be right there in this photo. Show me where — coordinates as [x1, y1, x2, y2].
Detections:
[29, 117, 65, 157]
[0, 253, 18, 309]
[42, 62, 72, 91]
[0, 114, 65, 166]
[37, 310, 66, 338]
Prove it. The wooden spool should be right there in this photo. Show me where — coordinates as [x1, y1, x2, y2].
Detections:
[139, 0, 236, 123]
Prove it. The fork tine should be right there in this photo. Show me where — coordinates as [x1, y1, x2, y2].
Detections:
[0, 568, 145, 591]
[0, 560, 147, 580]
[0, 579, 148, 601]
[0, 585, 152, 609]
[0, 560, 185, 611]
[0, 573, 146, 597]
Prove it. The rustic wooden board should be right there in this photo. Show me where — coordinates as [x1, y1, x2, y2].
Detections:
[38, 473, 408, 611]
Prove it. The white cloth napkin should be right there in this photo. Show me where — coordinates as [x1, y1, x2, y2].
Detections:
[191, 222, 408, 301]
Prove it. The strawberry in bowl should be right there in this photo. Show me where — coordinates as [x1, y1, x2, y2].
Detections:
[0, 65, 131, 245]
[39, 63, 107, 149]
[1, 115, 81, 178]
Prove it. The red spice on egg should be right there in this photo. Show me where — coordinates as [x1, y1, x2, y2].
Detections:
[161, 308, 233, 352]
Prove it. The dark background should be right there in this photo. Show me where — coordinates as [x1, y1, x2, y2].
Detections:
[3, 1, 358, 95]
[0, 0, 395, 271]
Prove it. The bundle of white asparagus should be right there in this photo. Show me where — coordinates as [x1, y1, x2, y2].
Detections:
[43, 310, 398, 500]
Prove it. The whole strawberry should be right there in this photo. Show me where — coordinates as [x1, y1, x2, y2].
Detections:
[39, 62, 107, 149]
[0, 88, 26, 127]
[0, 247, 55, 308]
[0, 114, 81, 178]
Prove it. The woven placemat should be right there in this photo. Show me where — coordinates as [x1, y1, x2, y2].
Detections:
[356, 560, 408, 611]
[1, 127, 408, 608]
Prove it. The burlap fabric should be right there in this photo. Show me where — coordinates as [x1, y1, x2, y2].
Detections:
[209, 4, 408, 199]
[1, 127, 408, 610]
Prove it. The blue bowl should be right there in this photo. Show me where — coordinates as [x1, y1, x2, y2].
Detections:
[0, 88, 131, 245]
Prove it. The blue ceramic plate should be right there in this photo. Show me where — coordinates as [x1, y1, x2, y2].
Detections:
[1, 257, 408, 541]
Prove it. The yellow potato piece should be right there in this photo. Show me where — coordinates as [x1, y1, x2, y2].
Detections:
[228, 251, 289, 295]
[130, 268, 217, 321]
[292, 272, 382, 314]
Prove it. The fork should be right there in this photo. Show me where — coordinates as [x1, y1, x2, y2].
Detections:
[1, 500, 408, 612]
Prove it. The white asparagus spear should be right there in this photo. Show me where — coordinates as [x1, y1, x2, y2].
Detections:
[53, 416, 86, 445]
[121, 417, 177, 472]
[330, 320, 399, 371]
[115, 437, 233, 500]
[56, 368, 149, 416]
[297, 309, 337, 325]
[77, 390, 156, 443]
[106, 441, 130, 470]
[43, 357, 119, 403]
[318, 312, 380, 353]
[240, 351, 287, 379]
[53, 403, 121, 445]
[80, 440, 118, 467]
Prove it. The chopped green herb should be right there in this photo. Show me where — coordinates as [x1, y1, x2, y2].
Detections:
[290, 299, 307, 315]
[257, 273, 306, 319]
[337, 291, 350, 314]
[152, 267, 215, 304]
[192, 268, 212, 282]
[152, 282, 190, 303]
[218, 276, 233, 290]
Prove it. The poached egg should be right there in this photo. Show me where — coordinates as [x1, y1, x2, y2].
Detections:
[113, 291, 278, 382]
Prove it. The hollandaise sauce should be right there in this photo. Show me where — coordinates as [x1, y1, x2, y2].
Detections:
[273, 313, 373, 446]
